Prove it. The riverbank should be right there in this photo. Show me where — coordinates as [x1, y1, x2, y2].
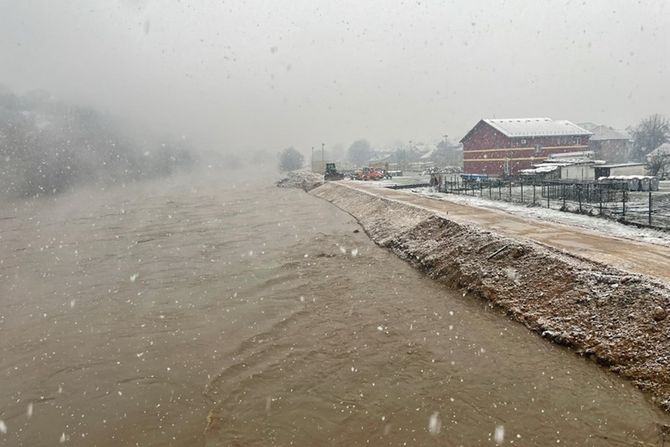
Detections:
[311, 181, 670, 411]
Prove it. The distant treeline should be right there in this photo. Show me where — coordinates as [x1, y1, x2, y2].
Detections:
[0, 85, 195, 198]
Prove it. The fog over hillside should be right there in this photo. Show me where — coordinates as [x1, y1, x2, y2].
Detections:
[0, 85, 195, 198]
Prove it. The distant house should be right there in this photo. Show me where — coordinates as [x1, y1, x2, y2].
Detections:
[647, 142, 670, 160]
[646, 143, 670, 179]
[460, 118, 591, 176]
[579, 123, 631, 163]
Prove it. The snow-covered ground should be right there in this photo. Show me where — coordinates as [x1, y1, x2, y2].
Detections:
[344, 174, 430, 188]
[417, 188, 670, 247]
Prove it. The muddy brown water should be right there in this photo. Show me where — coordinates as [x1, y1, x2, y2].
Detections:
[1, 172, 669, 446]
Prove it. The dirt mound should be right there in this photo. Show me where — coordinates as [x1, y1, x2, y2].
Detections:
[312, 182, 670, 410]
[276, 170, 323, 191]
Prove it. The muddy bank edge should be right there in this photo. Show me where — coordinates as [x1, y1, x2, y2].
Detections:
[310, 181, 670, 410]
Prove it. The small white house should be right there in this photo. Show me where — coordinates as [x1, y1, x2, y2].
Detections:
[539, 151, 598, 180]
[560, 163, 597, 180]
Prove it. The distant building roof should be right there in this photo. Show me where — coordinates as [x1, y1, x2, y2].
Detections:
[577, 122, 599, 132]
[482, 118, 591, 138]
[587, 125, 630, 141]
[648, 142, 670, 158]
[420, 145, 437, 159]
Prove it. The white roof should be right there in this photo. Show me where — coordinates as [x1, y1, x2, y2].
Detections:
[519, 165, 560, 174]
[587, 125, 630, 141]
[598, 162, 646, 168]
[483, 118, 592, 138]
[648, 142, 670, 157]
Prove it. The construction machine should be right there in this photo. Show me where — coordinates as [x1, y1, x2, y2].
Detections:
[351, 166, 385, 181]
[324, 163, 345, 181]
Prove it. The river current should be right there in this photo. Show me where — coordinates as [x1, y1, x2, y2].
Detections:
[1, 171, 668, 446]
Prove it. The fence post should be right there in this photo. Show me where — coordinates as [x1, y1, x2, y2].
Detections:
[499, 183, 502, 200]
[578, 186, 582, 213]
[489, 183, 492, 199]
[509, 181, 512, 202]
[533, 183, 536, 205]
[562, 184, 566, 209]
[649, 190, 652, 226]
[547, 185, 550, 208]
[480, 182, 483, 197]
[599, 186, 603, 216]
[622, 187, 627, 220]
[520, 181, 524, 203]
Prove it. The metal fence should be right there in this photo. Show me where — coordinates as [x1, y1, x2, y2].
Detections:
[437, 177, 670, 231]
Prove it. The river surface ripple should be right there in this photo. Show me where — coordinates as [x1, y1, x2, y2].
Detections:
[0, 175, 668, 446]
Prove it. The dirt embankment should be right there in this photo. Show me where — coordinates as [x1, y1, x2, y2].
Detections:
[311, 182, 670, 410]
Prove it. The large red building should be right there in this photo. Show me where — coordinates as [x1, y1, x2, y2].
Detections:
[460, 118, 591, 176]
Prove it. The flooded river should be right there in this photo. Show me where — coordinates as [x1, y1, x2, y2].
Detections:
[1, 171, 669, 446]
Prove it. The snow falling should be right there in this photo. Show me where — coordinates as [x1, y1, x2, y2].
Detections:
[494, 425, 505, 445]
[428, 412, 442, 435]
[1, 2, 669, 445]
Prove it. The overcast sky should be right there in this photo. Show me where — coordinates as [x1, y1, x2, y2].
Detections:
[1, 0, 668, 153]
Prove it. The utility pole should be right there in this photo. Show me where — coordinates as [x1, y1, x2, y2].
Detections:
[407, 140, 412, 172]
[321, 143, 325, 163]
[311, 146, 314, 172]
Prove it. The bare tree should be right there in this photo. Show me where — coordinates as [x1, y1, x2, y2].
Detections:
[630, 114, 670, 160]
[278, 147, 304, 172]
[647, 152, 670, 178]
[347, 139, 372, 166]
